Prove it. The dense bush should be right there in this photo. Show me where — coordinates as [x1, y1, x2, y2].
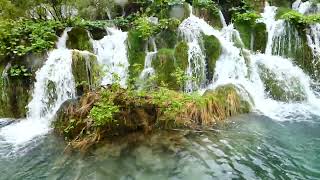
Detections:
[0, 20, 64, 57]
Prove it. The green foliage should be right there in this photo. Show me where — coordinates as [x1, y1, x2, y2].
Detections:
[280, 10, 320, 27]
[89, 90, 120, 127]
[193, 0, 219, 14]
[9, 65, 32, 77]
[133, 16, 158, 40]
[133, 16, 180, 40]
[75, 0, 116, 20]
[170, 67, 189, 89]
[202, 34, 221, 79]
[0, 19, 63, 56]
[233, 12, 261, 26]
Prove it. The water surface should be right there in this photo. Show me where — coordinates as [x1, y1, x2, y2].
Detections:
[1, 113, 319, 180]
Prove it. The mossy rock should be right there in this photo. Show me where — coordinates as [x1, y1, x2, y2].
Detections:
[193, 7, 222, 29]
[67, 28, 93, 52]
[152, 49, 179, 90]
[89, 28, 108, 40]
[127, 30, 147, 83]
[234, 21, 267, 52]
[174, 41, 189, 71]
[155, 30, 178, 49]
[202, 34, 222, 81]
[54, 85, 252, 149]
[0, 77, 31, 118]
[258, 63, 307, 102]
[203, 84, 252, 114]
[253, 23, 267, 52]
[270, 21, 315, 78]
[72, 50, 101, 96]
[169, 3, 191, 21]
[0, 54, 44, 118]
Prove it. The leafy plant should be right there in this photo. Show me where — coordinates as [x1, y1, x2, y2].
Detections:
[9, 65, 32, 77]
[233, 11, 261, 26]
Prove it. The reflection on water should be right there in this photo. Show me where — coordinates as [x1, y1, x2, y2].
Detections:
[0, 113, 320, 180]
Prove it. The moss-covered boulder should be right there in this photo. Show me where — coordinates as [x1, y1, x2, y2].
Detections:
[155, 30, 178, 49]
[127, 30, 146, 83]
[0, 77, 31, 118]
[174, 41, 189, 69]
[258, 63, 307, 102]
[202, 34, 222, 81]
[67, 28, 93, 52]
[151, 46, 189, 90]
[193, 6, 222, 29]
[72, 50, 101, 96]
[89, 28, 108, 40]
[234, 18, 268, 52]
[0, 53, 46, 118]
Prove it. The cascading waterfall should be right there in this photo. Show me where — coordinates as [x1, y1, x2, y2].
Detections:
[92, 27, 129, 87]
[181, 4, 320, 121]
[140, 37, 158, 81]
[262, 6, 302, 57]
[1, 1, 320, 151]
[179, 6, 207, 92]
[0, 28, 76, 146]
[307, 24, 320, 77]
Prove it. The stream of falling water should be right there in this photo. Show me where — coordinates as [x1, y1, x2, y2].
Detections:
[0, 28, 76, 151]
[92, 27, 129, 87]
[140, 37, 157, 81]
[179, 5, 320, 121]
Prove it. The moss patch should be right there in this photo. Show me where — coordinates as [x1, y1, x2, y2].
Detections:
[127, 30, 146, 84]
[234, 18, 267, 52]
[202, 34, 222, 80]
[258, 63, 307, 102]
[72, 50, 101, 96]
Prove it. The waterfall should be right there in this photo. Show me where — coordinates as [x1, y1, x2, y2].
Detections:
[292, 0, 320, 14]
[140, 38, 157, 81]
[218, 10, 227, 28]
[179, 5, 207, 92]
[0, 28, 76, 146]
[181, 4, 320, 121]
[92, 27, 129, 87]
[262, 5, 302, 58]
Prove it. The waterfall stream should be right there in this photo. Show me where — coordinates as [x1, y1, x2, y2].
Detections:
[178, 4, 320, 121]
[92, 27, 129, 87]
[140, 37, 158, 81]
[0, 28, 76, 148]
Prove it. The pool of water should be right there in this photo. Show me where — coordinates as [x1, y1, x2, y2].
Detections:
[0, 113, 319, 180]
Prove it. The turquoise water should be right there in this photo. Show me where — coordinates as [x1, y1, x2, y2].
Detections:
[0, 113, 319, 179]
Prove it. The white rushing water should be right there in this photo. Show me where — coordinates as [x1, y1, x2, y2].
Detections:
[179, 5, 207, 92]
[261, 5, 302, 57]
[180, 5, 320, 121]
[93, 27, 129, 87]
[0, 28, 76, 146]
[140, 37, 157, 81]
